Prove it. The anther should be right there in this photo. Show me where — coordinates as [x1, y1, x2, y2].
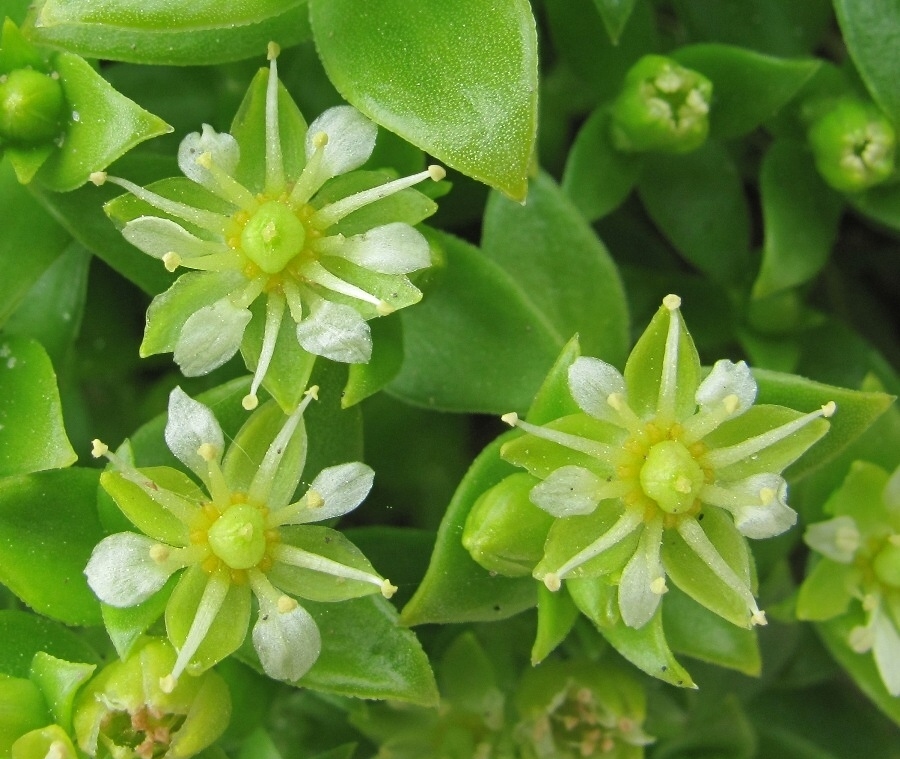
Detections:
[380, 579, 398, 598]
[750, 610, 768, 626]
[267, 41, 280, 61]
[650, 576, 668, 595]
[149, 544, 170, 563]
[91, 439, 109, 458]
[723, 394, 740, 415]
[312, 131, 328, 149]
[159, 674, 177, 694]
[662, 293, 681, 310]
[501, 412, 519, 427]
[45, 741, 68, 759]
[759, 487, 776, 505]
[197, 442, 218, 461]
[277, 594, 298, 613]
[242, 394, 259, 411]
[427, 165, 446, 181]
[89, 171, 108, 186]
[543, 573, 562, 592]
[822, 401, 837, 418]
[305, 385, 320, 401]
[162, 252, 181, 272]
[307, 490, 324, 509]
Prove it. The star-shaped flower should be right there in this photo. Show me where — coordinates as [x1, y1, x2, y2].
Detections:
[92, 43, 444, 411]
[799, 461, 900, 696]
[497, 295, 835, 630]
[85, 385, 395, 691]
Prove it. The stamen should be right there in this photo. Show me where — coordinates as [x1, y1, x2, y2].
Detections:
[701, 402, 836, 469]
[91, 439, 109, 457]
[607, 393, 643, 434]
[162, 571, 230, 692]
[267, 489, 324, 528]
[287, 131, 328, 206]
[195, 151, 258, 210]
[277, 594, 298, 613]
[246, 386, 318, 504]
[676, 517, 765, 626]
[650, 576, 668, 595]
[547, 509, 644, 581]
[501, 412, 617, 460]
[100, 176, 230, 237]
[230, 277, 267, 310]
[311, 166, 445, 229]
[657, 295, 682, 425]
[381, 579, 398, 598]
[45, 741, 68, 759]
[681, 394, 741, 444]
[301, 261, 394, 313]
[149, 544, 170, 563]
[264, 52, 285, 194]
[172, 249, 246, 273]
[162, 252, 181, 272]
[272, 543, 388, 591]
[199, 444, 231, 506]
[243, 292, 286, 411]
[282, 280, 305, 322]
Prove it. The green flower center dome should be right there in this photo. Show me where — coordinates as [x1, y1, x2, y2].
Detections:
[239, 200, 308, 275]
[207, 503, 269, 570]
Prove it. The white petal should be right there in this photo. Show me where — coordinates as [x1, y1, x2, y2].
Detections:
[165, 387, 224, 480]
[296, 300, 372, 363]
[253, 602, 322, 682]
[333, 223, 430, 274]
[306, 106, 377, 178]
[289, 462, 375, 524]
[122, 217, 225, 261]
[85, 533, 174, 607]
[695, 359, 757, 414]
[872, 608, 900, 696]
[804, 515, 860, 563]
[618, 521, 664, 629]
[174, 297, 252, 376]
[529, 465, 604, 518]
[178, 124, 240, 191]
[567, 357, 626, 422]
[717, 474, 796, 539]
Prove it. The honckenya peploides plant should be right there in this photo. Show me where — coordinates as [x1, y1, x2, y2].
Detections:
[91, 43, 444, 412]
[483, 295, 836, 634]
[85, 385, 395, 692]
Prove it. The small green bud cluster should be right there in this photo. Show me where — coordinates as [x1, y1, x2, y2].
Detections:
[0, 67, 65, 145]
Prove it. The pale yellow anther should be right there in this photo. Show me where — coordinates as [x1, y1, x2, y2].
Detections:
[89, 171, 108, 186]
[674, 476, 693, 494]
[162, 252, 182, 272]
[159, 674, 177, 694]
[267, 41, 281, 61]
[663, 293, 682, 311]
[759, 487, 776, 505]
[375, 300, 396, 316]
[45, 740, 68, 759]
[242, 394, 259, 411]
[723, 394, 740, 415]
[307, 490, 325, 509]
[427, 164, 447, 181]
[849, 625, 873, 652]
[543, 573, 562, 592]
[277, 594, 298, 613]
[650, 576, 668, 595]
[195, 151, 213, 169]
[751, 610, 768, 626]
[197, 442, 218, 461]
[149, 544, 170, 563]
[305, 384, 320, 401]
[312, 131, 329, 149]
[822, 401, 837, 418]
[91, 439, 109, 458]
[501, 412, 519, 427]
[607, 392, 625, 411]
[380, 578, 398, 599]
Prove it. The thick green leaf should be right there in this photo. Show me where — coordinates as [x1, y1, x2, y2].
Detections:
[753, 368, 894, 480]
[833, 0, 900, 126]
[0, 610, 100, 678]
[400, 433, 537, 626]
[849, 182, 900, 233]
[673, 44, 821, 139]
[0, 336, 75, 477]
[28, 0, 311, 66]
[389, 230, 562, 414]
[298, 596, 438, 706]
[562, 107, 644, 222]
[0, 160, 70, 326]
[0, 468, 103, 625]
[482, 171, 630, 365]
[310, 0, 538, 200]
[752, 140, 843, 298]
[638, 141, 751, 285]
[592, 0, 638, 44]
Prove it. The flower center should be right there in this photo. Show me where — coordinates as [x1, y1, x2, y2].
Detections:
[639, 439, 704, 515]
[100, 706, 185, 759]
[240, 200, 307, 274]
[207, 504, 268, 570]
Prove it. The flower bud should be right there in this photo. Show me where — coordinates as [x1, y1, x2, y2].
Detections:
[463, 473, 555, 577]
[0, 68, 65, 145]
[808, 98, 896, 193]
[0, 678, 50, 755]
[609, 55, 712, 154]
[72, 639, 231, 759]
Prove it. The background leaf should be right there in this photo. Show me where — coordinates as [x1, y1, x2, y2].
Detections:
[592, 0, 639, 44]
[0, 610, 100, 678]
[310, 0, 538, 200]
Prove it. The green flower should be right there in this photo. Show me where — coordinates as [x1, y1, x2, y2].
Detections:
[807, 98, 895, 193]
[798, 461, 900, 696]
[496, 295, 834, 630]
[85, 385, 395, 691]
[93, 43, 444, 411]
[609, 55, 712, 154]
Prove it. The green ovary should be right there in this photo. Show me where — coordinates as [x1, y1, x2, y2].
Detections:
[639, 440, 704, 515]
[207, 504, 268, 569]
[240, 200, 307, 274]
[0, 68, 65, 144]
[873, 542, 900, 588]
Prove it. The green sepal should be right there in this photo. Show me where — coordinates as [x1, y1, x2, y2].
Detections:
[0, 610, 101, 679]
[535, 504, 640, 581]
[0, 468, 103, 625]
[567, 577, 695, 688]
[101, 575, 176, 660]
[28, 652, 95, 734]
[0, 677, 49, 756]
[796, 558, 858, 622]
[5, 143, 53, 184]
[0, 19, 46, 72]
[165, 565, 252, 676]
[0, 335, 76, 477]
[624, 299, 701, 420]
[11, 724, 77, 759]
[320, 257, 422, 316]
[268, 526, 382, 602]
[223, 399, 307, 507]
[526, 335, 582, 425]
[342, 313, 403, 408]
[462, 472, 554, 578]
[401, 432, 537, 626]
[99, 466, 199, 546]
[592, 0, 639, 44]
[531, 583, 579, 665]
